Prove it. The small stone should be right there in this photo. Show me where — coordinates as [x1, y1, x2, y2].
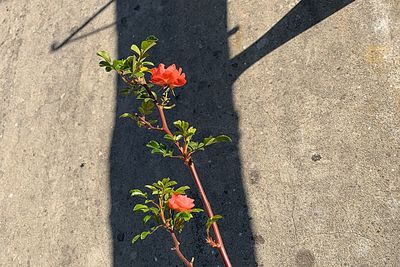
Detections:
[311, 154, 322, 162]
[254, 235, 265, 245]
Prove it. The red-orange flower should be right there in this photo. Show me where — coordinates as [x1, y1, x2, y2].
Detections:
[168, 193, 195, 212]
[150, 64, 186, 89]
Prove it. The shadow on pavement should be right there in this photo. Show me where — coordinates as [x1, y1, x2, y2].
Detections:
[49, 0, 355, 265]
[110, 0, 354, 266]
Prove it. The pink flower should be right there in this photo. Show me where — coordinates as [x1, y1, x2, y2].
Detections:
[150, 64, 187, 89]
[168, 193, 195, 212]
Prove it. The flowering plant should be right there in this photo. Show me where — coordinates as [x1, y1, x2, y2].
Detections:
[98, 36, 232, 266]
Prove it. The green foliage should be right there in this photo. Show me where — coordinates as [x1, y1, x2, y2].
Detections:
[173, 120, 190, 133]
[130, 178, 202, 244]
[146, 141, 174, 157]
[138, 98, 155, 116]
[97, 35, 157, 80]
[133, 204, 149, 212]
[119, 112, 137, 120]
[174, 186, 190, 194]
[170, 120, 232, 155]
[202, 135, 232, 147]
[141, 35, 158, 53]
[206, 215, 223, 235]
[130, 189, 148, 198]
[132, 225, 161, 244]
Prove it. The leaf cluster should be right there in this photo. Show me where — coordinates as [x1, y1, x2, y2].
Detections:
[170, 120, 231, 154]
[130, 178, 203, 244]
[97, 35, 157, 77]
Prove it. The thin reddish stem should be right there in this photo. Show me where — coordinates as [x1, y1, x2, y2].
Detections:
[160, 188, 193, 266]
[187, 161, 232, 267]
[169, 230, 194, 267]
[156, 102, 232, 267]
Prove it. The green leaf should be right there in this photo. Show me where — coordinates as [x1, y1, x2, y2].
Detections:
[173, 120, 189, 132]
[175, 186, 190, 194]
[143, 215, 152, 224]
[119, 113, 137, 120]
[161, 178, 170, 185]
[132, 234, 141, 244]
[96, 50, 111, 62]
[206, 215, 223, 231]
[163, 104, 176, 110]
[140, 231, 151, 240]
[99, 60, 111, 68]
[131, 44, 141, 55]
[165, 180, 177, 187]
[133, 204, 149, 212]
[175, 211, 193, 222]
[146, 140, 160, 150]
[152, 182, 164, 189]
[164, 134, 175, 143]
[142, 61, 154, 66]
[185, 127, 197, 141]
[145, 185, 158, 193]
[146, 141, 174, 158]
[164, 188, 174, 195]
[141, 35, 158, 53]
[149, 207, 159, 215]
[191, 208, 204, 213]
[139, 99, 154, 115]
[202, 135, 231, 147]
[133, 71, 145, 78]
[202, 137, 216, 146]
[130, 189, 147, 198]
[113, 59, 123, 71]
[215, 135, 232, 143]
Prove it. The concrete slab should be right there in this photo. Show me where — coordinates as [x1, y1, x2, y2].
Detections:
[1, 0, 399, 266]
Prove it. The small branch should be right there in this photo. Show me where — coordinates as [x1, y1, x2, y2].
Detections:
[188, 162, 232, 267]
[137, 116, 163, 131]
[142, 83, 157, 102]
[155, 103, 185, 155]
[118, 72, 134, 86]
[168, 229, 193, 267]
[159, 189, 193, 266]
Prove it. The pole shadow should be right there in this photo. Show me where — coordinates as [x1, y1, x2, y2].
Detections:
[111, 1, 256, 266]
[105, 0, 355, 266]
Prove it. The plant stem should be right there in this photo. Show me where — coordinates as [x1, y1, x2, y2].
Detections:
[187, 161, 232, 267]
[168, 230, 193, 267]
[160, 188, 194, 266]
[156, 101, 232, 267]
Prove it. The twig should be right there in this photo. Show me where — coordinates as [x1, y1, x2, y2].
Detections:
[168, 230, 193, 267]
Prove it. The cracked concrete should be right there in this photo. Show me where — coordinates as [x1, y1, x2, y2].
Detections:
[1, 0, 400, 266]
